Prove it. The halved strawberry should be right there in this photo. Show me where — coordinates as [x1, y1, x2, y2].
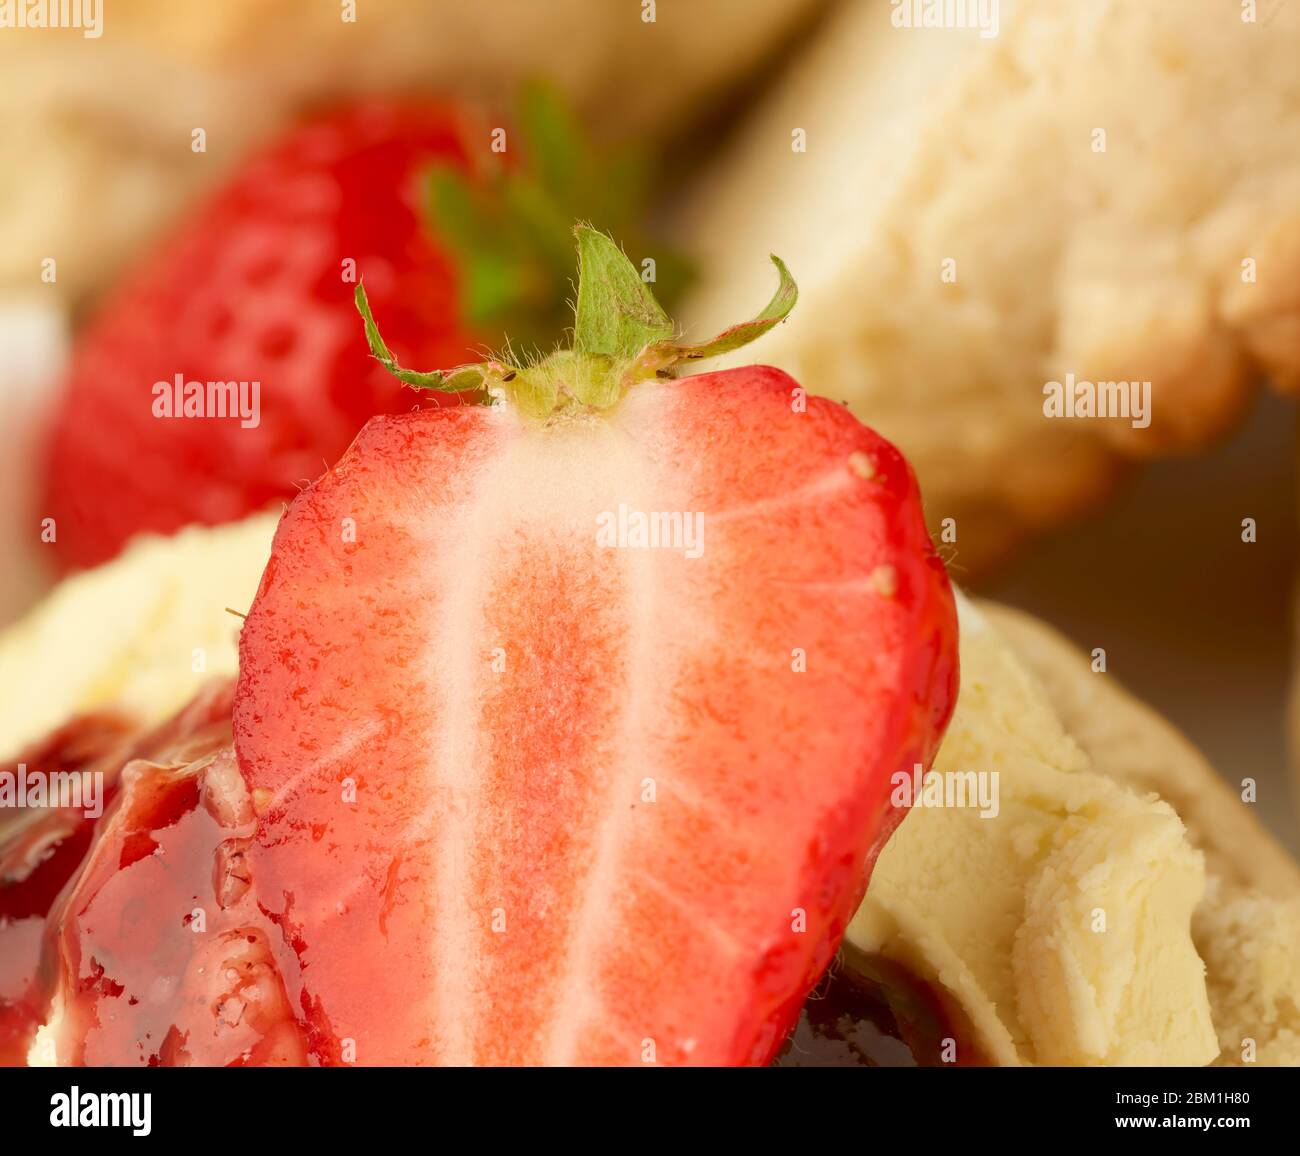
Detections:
[234, 228, 958, 1065]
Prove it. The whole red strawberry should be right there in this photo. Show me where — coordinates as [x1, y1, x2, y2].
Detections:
[42, 101, 474, 570]
[42, 89, 680, 571]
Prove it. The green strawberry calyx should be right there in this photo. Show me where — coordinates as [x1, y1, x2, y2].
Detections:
[426, 81, 692, 356]
[355, 224, 797, 420]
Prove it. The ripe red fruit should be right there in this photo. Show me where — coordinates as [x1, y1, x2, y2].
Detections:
[233, 228, 958, 1065]
[42, 100, 475, 572]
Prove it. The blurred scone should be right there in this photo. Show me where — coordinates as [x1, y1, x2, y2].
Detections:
[988, 602, 1300, 1066]
[0, 513, 275, 761]
[848, 595, 1300, 1065]
[0, 0, 823, 305]
[681, 0, 1300, 572]
[848, 594, 1218, 1065]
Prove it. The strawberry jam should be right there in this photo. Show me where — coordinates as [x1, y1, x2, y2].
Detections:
[41, 744, 308, 1066]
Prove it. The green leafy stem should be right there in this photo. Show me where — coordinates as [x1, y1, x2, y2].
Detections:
[354, 224, 796, 420]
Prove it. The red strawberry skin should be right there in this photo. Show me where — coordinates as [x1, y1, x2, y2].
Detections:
[43, 100, 477, 571]
[234, 365, 958, 1066]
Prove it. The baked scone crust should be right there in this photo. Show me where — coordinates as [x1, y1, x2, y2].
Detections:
[985, 601, 1300, 1066]
[680, 0, 1300, 573]
[849, 595, 1219, 1066]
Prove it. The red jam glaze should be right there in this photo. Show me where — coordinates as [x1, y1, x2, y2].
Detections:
[0, 916, 45, 1066]
[1, 713, 135, 1066]
[0, 679, 309, 1066]
[0, 713, 135, 922]
[42, 744, 308, 1066]
[1, 680, 236, 924]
